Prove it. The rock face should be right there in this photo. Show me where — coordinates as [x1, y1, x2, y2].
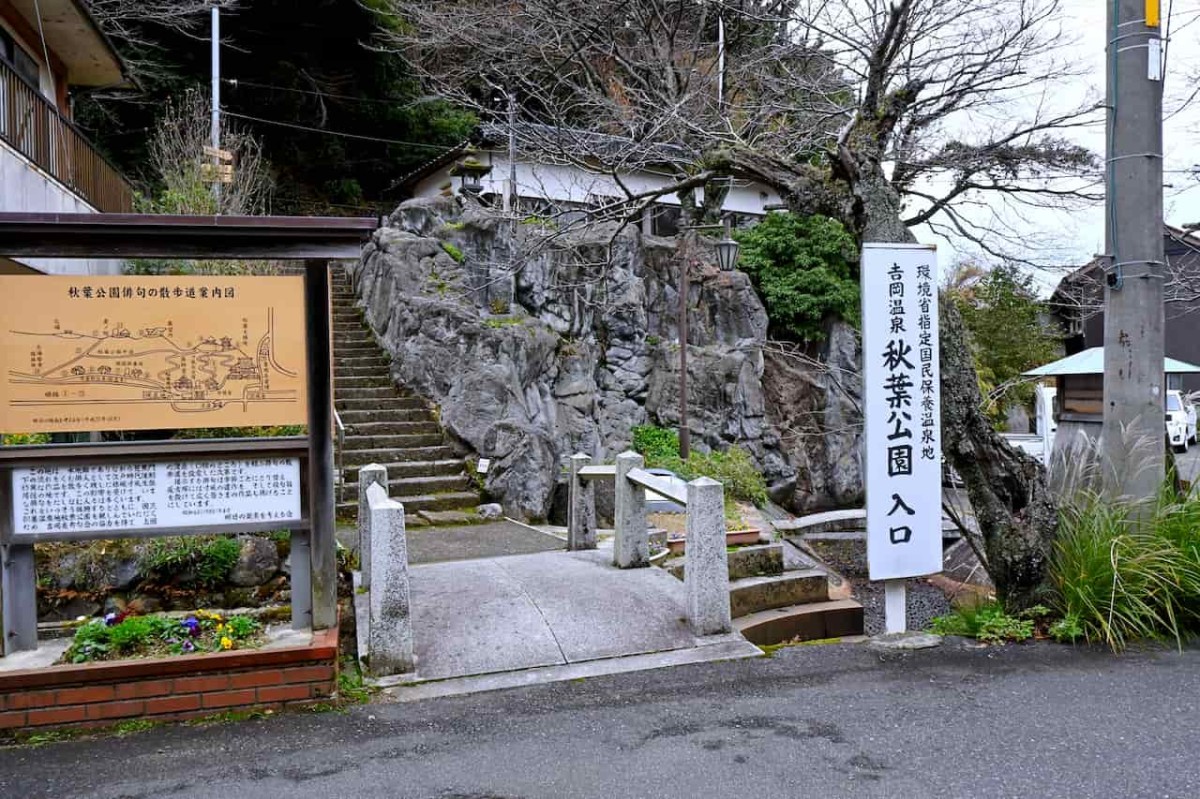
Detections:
[762, 322, 865, 513]
[229, 537, 282, 587]
[351, 198, 862, 519]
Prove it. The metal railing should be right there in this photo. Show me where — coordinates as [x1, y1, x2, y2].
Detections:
[0, 59, 134, 213]
[334, 408, 346, 506]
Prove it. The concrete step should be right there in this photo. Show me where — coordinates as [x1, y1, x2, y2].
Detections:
[337, 490, 479, 515]
[334, 342, 381, 353]
[339, 408, 435, 424]
[342, 473, 470, 499]
[734, 599, 864, 646]
[336, 396, 428, 412]
[341, 429, 443, 448]
[340, 448, 459, 469]
[729, 569, 830, 618]
[344, 421, 443, 437]
[341, 440, 448, 464]
[336, 355, 391, 367]
[335, 386, 405, 401]
[334, 375, 394, 389]
[337, 458, 464, 480]
[333, 335, 377, 346]
[335, 367, 391, 381]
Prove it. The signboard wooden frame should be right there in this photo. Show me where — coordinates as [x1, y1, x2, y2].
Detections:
[0, 211, 377, 655]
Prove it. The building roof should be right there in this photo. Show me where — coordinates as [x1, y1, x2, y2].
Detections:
[1023, 347, 1200, 377]
[392, 122, 693, 195]
[8, 0, 130, 87]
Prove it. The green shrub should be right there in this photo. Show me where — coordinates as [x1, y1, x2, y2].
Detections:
[143, 536, 243, 587]
[930, 602, 1034, 644]
[440, 241, 465, 263]
[174, 425, 304, 440]
[1050, 492, 1200, 651]
[1, 432, 51, 446]
[631, 425, 680, 462]
[631, 425, 768, 507]
[732, 212, 859, 341]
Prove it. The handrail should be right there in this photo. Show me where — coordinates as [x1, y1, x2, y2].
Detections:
[0, 58, 133, 213]
[626, 467, 689, 506]
[334, 408, 346, 506]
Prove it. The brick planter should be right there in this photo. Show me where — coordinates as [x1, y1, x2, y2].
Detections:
[0, 626, 338, 731]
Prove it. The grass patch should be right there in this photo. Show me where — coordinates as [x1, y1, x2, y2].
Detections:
[440, 241, 465, 263]
[1049, 488, 1200, 651]
[142, 536, 241, 587]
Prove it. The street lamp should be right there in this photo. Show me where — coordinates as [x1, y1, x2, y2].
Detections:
[715, 216, 740, 271]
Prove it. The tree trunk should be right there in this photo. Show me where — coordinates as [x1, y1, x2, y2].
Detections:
[846, 158, 1058, 610]
[938, 299, 1058, 610]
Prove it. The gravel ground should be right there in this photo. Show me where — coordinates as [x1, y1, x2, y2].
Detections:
[850, 576, 951, 635]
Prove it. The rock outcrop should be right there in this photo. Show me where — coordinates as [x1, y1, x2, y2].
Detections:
[351, 198, 862, 520]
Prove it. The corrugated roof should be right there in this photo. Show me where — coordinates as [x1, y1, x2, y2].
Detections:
[1023, 347, 1200, 376]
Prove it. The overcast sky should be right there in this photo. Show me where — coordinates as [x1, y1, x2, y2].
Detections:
[914, 1, 1200, 291]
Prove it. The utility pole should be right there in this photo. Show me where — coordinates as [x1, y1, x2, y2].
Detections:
[1102, 0, 1165, 499]
[210, 2, 222, 210]
[504, 89, 517, 214]
[679, 246, 690, 459]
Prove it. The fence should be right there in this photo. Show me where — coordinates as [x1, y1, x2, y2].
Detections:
[0, 58, 134, 213]
[568, 450, 732, 635]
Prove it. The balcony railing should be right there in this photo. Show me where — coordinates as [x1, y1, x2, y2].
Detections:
[0, 58, 133, 213]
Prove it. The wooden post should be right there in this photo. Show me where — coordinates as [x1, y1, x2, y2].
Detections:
[1, 544, 36, 653]
[305, 259, 337, 631]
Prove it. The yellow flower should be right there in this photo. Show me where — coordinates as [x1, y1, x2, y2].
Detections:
[216, 623, 226, 633]
[220, 636, 233, 650]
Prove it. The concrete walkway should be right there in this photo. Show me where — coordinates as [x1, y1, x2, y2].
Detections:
[361, 548, 756, 684]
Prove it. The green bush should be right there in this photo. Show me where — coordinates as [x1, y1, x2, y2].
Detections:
[143, 536, 243, 588]
[1050, 491, 1200, 651]
[174, 425, 305, 440]
[1, 432, 51, 446]
[631, 425, 680, 462]
[732, 212, 859, 341]
[631, 426, 768, 508]
[930, 602, 1035, 644]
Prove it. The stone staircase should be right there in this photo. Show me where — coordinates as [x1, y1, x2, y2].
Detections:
[330, 268, 482, 525]
[666, 540, 863, 645]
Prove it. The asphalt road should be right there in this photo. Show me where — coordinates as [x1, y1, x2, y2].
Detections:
[5, 640, 1200, 799]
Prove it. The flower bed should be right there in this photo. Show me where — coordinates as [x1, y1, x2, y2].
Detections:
[60, 610, 265, 664]
[0, 626, 338, 732]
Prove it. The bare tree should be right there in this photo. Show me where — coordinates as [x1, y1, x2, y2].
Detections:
[378, 0, 1098, 606]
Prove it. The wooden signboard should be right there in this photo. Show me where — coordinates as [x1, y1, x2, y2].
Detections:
[0, 276, 307, 433]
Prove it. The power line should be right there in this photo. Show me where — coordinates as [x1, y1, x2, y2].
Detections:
[221, 110, 457, 151]
[224, 78, 433, 108]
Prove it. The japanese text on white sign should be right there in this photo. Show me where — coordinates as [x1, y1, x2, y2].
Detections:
[861, 244, 942, 581]
[11, 458, 302, 538]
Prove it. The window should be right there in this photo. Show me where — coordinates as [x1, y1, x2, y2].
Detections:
[1167, 393, 1182, 412]
[0, 27, 40, 87]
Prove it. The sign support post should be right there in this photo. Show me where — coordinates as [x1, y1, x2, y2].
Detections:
[304, 259, 337, 632]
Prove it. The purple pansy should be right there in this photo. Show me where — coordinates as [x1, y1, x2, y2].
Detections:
[182, 617, 200, 636]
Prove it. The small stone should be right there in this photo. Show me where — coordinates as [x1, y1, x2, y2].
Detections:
[418, 509, 475, 526]
[868, 632, 943, 651]
[230, 537, 282, 587]
[476, 503, 503, 520]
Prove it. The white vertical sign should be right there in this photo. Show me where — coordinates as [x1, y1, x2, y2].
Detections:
[862, 243, 942, 581]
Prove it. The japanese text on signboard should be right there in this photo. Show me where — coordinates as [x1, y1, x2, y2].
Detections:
[862, 245, 942, 581]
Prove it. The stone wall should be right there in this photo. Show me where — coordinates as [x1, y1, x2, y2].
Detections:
[350, 198, 863, 520]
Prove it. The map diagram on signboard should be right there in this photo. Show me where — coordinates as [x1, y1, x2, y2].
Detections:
[0, 276, 307, 433]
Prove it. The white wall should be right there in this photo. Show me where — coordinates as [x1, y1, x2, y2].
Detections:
[0, 141, 123, 275]
[411, 150, 782, 217]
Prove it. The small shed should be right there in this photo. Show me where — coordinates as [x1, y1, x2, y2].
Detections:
[1023, 347, 1200, 424]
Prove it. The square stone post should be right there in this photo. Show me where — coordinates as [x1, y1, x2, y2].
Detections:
[568, 453, 596, 551]
[366, 483, 414, 676]
[613, 450, 649, 568]
[357, 463, 388, 589]
[685, 477, 732, 635]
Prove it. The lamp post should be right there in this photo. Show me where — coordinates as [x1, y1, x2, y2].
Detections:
[677, 215, 740, 459]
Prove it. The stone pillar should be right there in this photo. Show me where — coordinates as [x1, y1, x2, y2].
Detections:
[357, 463, 388, 589]
[366, 483, 414, 676]
[685, 477, 732, 635]
[568, 453, 597, 551]
[613, 450, 649, 568]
